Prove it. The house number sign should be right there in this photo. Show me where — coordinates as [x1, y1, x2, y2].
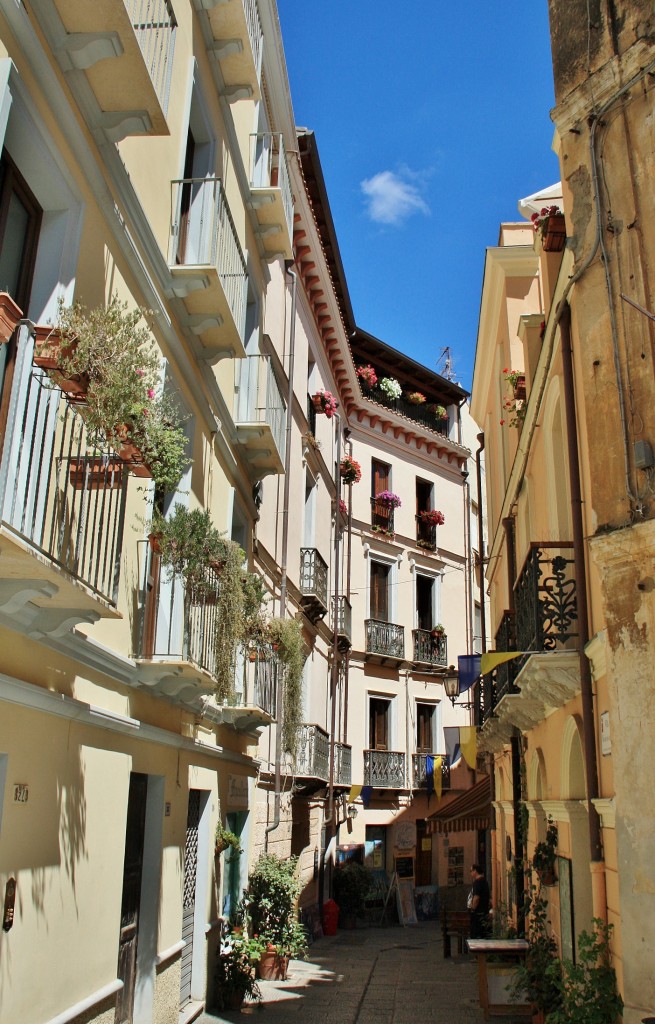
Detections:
[13, 784, 28, 804]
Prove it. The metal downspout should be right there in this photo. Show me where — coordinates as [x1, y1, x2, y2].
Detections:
[559, 300, 606, 918]
[325, 416, 342, 829]
[265, 261, 297, 846]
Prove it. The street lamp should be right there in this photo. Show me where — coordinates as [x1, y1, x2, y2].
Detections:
[442, 664, 477, 709]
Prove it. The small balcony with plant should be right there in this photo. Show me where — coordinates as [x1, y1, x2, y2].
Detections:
[234, 354, 286, 477]
[299, 547, 328, 622]
[363, 749, 406, 789]
[413, 625, 447, 668]
[370, 491, 400, 540]
[197, 0, 263, 102]
[31, 0, 177, 139]
[249, 133, 294, 258]
[415, 508, 444, 551]
[355, 364, 451, 436]
[412, 754, 451, 791]
[169, 177, 248, 359]
[364, 619, 404, 663]
[332, 595, 352, 651]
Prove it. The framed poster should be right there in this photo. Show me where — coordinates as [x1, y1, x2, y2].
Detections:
[558, 856, 575, 962]
[396, 878, 418, 925]
[395, 856, 415, 879]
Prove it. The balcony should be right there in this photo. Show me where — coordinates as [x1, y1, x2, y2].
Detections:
[196, 0, 263, 101]
[412, 754, 451, 791]
[413, 628, 447, 668]
[234, 355, 286, 477]
[218, 643, 278, 731]
[299, 547, 328, 622]
[363, 750, 406, 790]
[359, 385, 451, 438]
[415, 516, 436, 552]
[295, 724, 329, 782]
[370, 497, 395, 540]
[334, 742, 352, 788]
[0, 350, 125, 637]
[332, 595, 352, 651]
[365, 619, 404, 663]
[169, 177, 248, 359]
[33, 0, 176, 139]
[249, 133, 294, 259]
[480, 544, 580, 750]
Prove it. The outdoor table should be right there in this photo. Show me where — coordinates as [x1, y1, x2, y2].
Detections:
[466, 939, 530, 1017]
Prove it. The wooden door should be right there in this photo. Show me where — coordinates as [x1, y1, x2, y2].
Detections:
[180, 790, 201, 1009]
[116, 773, 148, 1024]
[415, 819, 432, 887]
[370, 561, 389, 622]
[371, 459, 390, 497]
[416, 575, 433, 631]
[369, 698, 389, 750]
[416, 703, 434, 754]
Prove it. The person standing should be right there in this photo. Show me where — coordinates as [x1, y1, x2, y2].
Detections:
[468, 863, 490, 938]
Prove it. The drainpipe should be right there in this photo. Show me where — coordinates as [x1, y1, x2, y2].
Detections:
[343, 433, 353, 740]
[476, 434, 488, 698]
[325, 414, 342, 830]
[265, 260, 297, 847]
[559, 300, 606, 918]
[502, 516, 525, 930]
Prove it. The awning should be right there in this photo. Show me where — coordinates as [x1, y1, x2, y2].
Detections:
[426, 776, 491, 835]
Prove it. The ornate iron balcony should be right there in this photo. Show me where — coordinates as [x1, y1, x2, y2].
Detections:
[300, 547, 328, 620]
[295, 724, 330, 780]
[370, 497, 395, 538]
[332, 595, 352, 649]
[363, 750, 406, 789]
[413, 628, 447, 667]
[239, 643, 278, 718]
[365, 619, 404, 660]
[415, 516, 437, 551]
[515, 543, 578, 653]
[412, 754, 451, 791]
[334, 742, 352, 787]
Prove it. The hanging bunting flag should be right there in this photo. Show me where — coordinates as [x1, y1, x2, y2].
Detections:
[444, 726, 461, 767]
[361, 786, 373, 808]
[457, 655, 481, 693]
[425, 754, 434, 797]
[434, 755, 443, 802]
[480, 651, 527, 675]
[444, 727, 478, 770]
[348, 784, 362, 802]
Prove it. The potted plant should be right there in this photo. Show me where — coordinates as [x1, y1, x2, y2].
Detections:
[332, 861, 372, 927]
[531, 205, 566, 253]
[532, 817, 558, 886]
[68, 454, 125, 491]
[374, 490, 401, 509]
[311, 389, 338, 418]
[418, 509, 445, 526]
[430, 623, 446, 638]
[215, 821, 242, 856]
[0, 292, 22, 343]
[504, 367, 527, 401]
[340, 454, 362, 485]
[547, 920, 623, 1024]
[151, 504, 226, 593]
[356, 364, 378, 389]
[214, 926, 261, 1011]
[511, 889, 562, 1023]
[405, 391, 426, 405]
[244, 855, 306, 979]
[378, 376, 402, 401]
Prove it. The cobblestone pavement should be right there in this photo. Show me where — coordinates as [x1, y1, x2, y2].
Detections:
[194, 921, 527, 1024]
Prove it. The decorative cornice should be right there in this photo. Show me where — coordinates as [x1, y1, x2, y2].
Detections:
[591, 797, 616, 830]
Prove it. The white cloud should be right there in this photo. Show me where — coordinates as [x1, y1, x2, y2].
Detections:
[360, 169, 430, 226]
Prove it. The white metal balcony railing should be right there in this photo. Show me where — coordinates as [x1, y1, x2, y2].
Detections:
[235, 354, 286, 462]
[125, 0, 177, 114]
[242, 0, 264, 80]
[363, 750, 406, 789]
[249, 132, 294, 240]
[170, 176, 248, 334]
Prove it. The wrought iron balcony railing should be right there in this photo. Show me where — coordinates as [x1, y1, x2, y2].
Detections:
[415, 516, 437, 551]
[412, 754, 451, 791]
[413, 628, 447, 667]
[334, 742, 352, 787]
[363, 750, 406, 789]
[1, 361, 127, 606]
[515, 543, 578, 652]
[332, 595, 352, 649]
[295, 724, 330, 780]
[363, 388, 450, 436]
[300, 547, 328, 619]
[126, 0, 177, 115]
[370, 497, 395, 538]
[365, 619, 404, 660]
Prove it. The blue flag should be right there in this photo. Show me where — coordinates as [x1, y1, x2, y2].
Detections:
[457, 655, 481, 694]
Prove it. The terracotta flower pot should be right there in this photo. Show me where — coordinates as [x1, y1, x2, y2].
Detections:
[256, 947, 288, 981]
[32, 328, 89, 402]
[68, 457, 124, 491]
[0, 292, 23, 343]
[542, 214, 566, 252]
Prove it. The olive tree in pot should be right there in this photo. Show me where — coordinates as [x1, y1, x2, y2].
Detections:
[244, 854, 307, 980]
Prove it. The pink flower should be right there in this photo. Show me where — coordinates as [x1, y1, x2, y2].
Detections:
[500, 419, 505, 425]
[136, 368, 145, 377]
[147, 388, 156, 399]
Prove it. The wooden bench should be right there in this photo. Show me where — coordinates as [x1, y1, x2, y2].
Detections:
[442, 909, 470, 957]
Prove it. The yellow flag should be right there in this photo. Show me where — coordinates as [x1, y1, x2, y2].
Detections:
[460, 727, 477, 770]
[348, 785, 362, 802]
[434, 756, 443, 802]
[480, 651, 525, 675]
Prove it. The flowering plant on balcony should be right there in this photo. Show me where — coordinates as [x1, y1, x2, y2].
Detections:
[311, 389, 338, 418]
[375, 490, 401, 508]
[338, 498, 348, 517]
[405, 391, 426, 405]
[503, 368, 524, 389]
[430, 623, 446, 638]
[418, 509, 445, 525]
[378, 376, 402, 400]
[340, 455, 362, 485]
[530, 205, 563, 236]
[356, 364, 378, 388]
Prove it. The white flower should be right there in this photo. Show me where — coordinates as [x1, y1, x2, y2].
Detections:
[379, 376, 402, 400]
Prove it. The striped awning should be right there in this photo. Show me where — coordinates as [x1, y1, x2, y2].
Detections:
[426, 775, 491, 835]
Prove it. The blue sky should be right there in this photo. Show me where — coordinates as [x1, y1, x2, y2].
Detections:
[277, 2, 560, 391]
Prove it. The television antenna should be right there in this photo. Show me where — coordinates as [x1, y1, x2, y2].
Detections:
[436, 347, 456, 381]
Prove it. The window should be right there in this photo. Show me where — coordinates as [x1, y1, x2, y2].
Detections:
[416, 574, 434, 631]
[372, 459, 390, 496]
[416, 703, 435, 753]
[0, 152, 42, 309]
[416, 477, 432, 515]
[371, 459, 392, 532]
[370, 560, 390, 621]
[369, 697, 390, 750]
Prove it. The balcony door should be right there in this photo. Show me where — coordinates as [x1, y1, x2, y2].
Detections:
[416, 703, 435, 754]
[416, 574, 434, 631]
[370, 560, 390, 622]
[176, 92, 215, 266]
[372, 458, 390, 498]
[369, 697, 390, 750]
